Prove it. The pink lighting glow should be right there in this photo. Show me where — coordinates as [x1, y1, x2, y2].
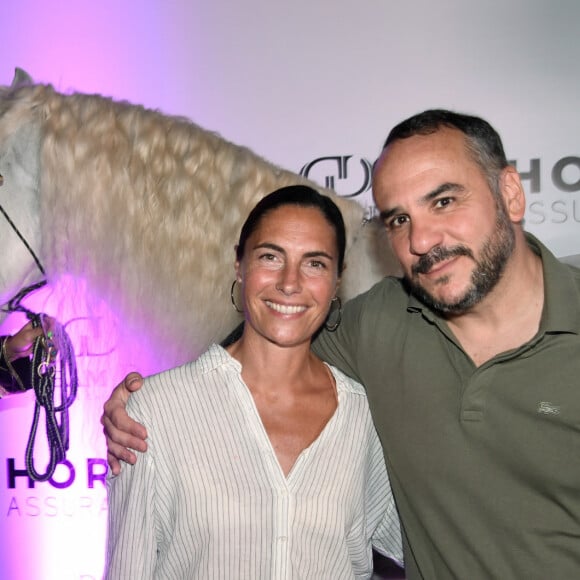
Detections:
[2, 3, 216, 574]
[2, 1, 580, 578]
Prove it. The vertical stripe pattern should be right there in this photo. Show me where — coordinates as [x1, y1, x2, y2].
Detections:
[106, 344, 402, 579]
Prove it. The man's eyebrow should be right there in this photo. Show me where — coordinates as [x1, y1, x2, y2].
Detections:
[379, 182, 465, 222]
[423, 182, 465, 202]
[379, 207, 398, 223]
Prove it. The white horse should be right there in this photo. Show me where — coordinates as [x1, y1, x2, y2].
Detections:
[0, 69, 398, 370]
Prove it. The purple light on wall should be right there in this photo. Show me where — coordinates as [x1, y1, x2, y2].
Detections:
[1, 3, 206, 576]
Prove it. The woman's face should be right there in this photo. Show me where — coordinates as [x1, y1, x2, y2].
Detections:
[236, 205, 340, 349]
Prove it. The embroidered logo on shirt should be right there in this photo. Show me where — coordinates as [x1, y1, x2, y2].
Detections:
[537, 401, 561, 416]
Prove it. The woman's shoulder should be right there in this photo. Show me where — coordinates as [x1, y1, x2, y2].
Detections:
[137, 344, 234, 402]
[325, 363, 367, 397]
[127, 344, 236, 431]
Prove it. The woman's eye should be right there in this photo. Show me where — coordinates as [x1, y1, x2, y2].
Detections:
[309, 260, 326, 269]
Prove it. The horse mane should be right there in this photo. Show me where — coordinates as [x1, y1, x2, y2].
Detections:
[1, 80, 397, 367]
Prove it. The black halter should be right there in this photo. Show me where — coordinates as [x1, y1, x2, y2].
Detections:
[1, 172, 78, 481]
[0, 174, 45, 278]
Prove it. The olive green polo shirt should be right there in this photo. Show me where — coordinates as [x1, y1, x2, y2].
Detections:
[313, 234, 580, 579]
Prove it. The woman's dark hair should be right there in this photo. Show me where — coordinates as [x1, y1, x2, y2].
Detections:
[383, 109, 509, 197]
[236, 184, 346, 274]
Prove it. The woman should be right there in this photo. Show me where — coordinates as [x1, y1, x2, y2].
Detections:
[105, 185, 402, 579]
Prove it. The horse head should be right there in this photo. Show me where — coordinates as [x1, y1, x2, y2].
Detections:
[0, 69, 45, 311]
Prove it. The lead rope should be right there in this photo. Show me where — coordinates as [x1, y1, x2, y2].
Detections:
[4, 283, 79, 482]
[1, 175, 78, 481]
[26, 312, 78, 481]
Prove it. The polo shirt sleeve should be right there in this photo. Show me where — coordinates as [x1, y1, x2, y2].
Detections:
[312, 290, 368, 384]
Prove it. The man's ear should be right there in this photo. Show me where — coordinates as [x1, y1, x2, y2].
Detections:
[500, 166, 526, 223]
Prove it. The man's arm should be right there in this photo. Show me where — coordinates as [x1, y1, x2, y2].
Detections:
[312, 292, 366, 383]
[101, 373, 148, 475]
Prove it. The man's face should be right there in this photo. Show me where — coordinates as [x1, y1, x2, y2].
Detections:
[372, 127, 515, 314]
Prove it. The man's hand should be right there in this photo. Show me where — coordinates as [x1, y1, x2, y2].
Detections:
[101, 372, 148, 475]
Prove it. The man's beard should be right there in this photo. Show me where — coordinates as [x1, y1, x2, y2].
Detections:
[406, 207, 515, 315]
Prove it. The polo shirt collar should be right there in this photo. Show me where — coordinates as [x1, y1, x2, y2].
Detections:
[528, 233, 580, 335]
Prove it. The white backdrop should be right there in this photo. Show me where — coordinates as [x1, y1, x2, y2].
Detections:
[1, 1, 579, 578]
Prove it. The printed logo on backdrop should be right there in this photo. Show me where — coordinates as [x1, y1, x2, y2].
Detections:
[514, 156, 580, 224]
[300, 155, 377, 218]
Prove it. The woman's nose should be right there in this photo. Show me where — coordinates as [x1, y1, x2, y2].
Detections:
[276, 265, 301, 294]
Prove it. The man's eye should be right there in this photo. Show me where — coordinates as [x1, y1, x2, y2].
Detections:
[435, 197, 453, 208]
[386, 215, 408, 230]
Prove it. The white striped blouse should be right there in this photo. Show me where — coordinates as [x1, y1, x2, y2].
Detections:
[106, 344, 402, 579]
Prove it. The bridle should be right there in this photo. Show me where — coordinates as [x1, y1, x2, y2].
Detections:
[1, 172, 78, 482]
[0, 182, 46, 279]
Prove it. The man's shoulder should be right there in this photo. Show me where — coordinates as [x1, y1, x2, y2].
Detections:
[346, 275, 407, 307]
[558, 253, 580, 271]
[560, 261, 580, 302]
[561, 259, 580, 281]
[564, 261, 580, 286]
[539, 242, 580, 293]
[340, 276, 413, 329]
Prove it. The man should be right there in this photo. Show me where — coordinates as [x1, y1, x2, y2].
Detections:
[103, 110, 580, 578]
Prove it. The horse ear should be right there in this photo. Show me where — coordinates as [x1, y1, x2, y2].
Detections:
[12, 68, 34, 87]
